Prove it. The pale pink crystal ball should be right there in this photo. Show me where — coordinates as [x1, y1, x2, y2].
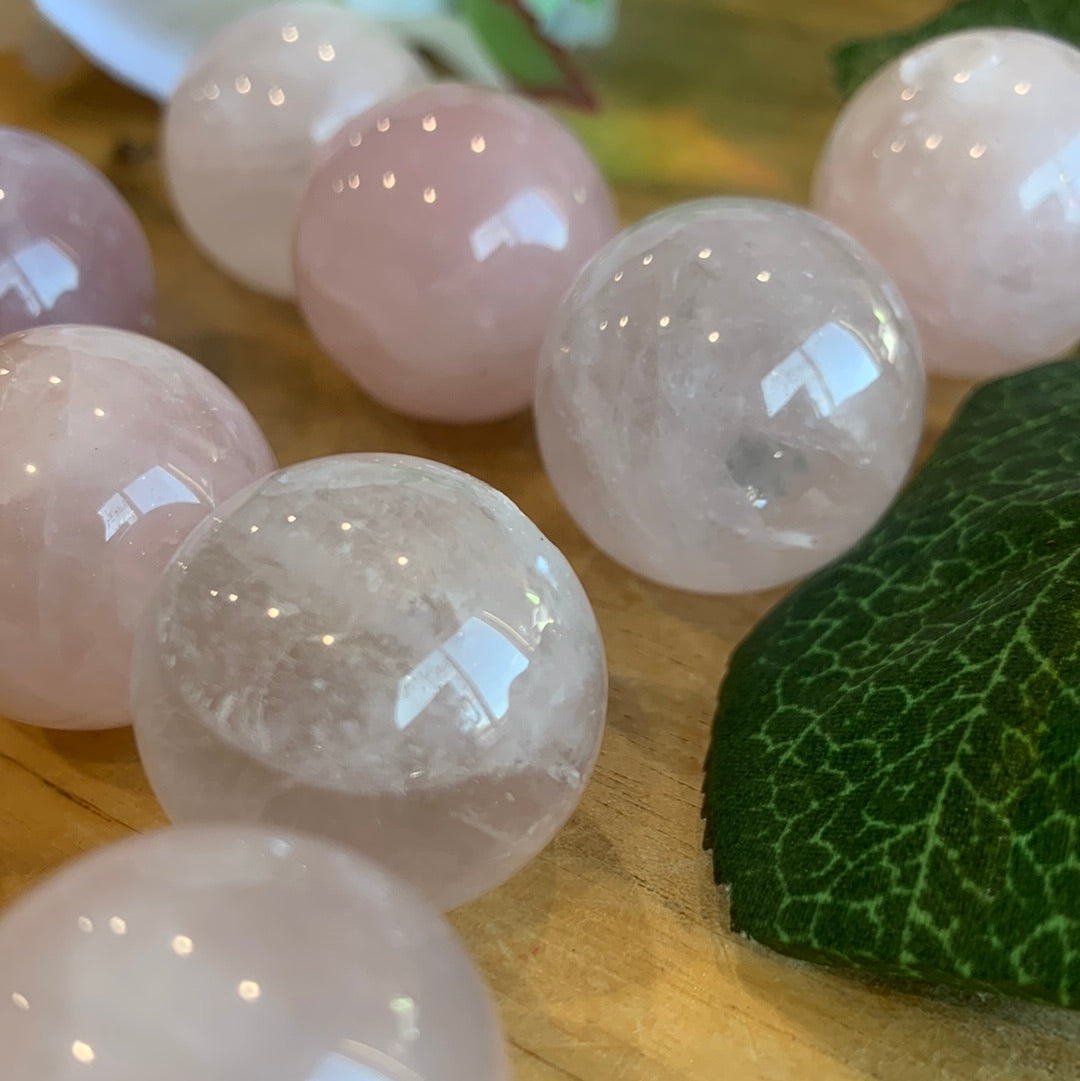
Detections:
[813, 29, 1080, 378]
[0, 128, 154, 336]
[294, 84, 618, 422]
[0, 326, 276, 730]
[534, 199, 926, 595]
[164, 2, 426, 297]
[0, 825, 510, 1081]
[131, 454, 608, 911]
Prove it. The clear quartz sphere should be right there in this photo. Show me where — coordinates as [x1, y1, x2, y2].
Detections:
[534, 198, 926, 595]
[164, 2, 426, 297]
[131, 454, 608, 911]
[0, 325, 276, 730]
[812, 29, 1080, 378]
[0, 824, 510, 1081]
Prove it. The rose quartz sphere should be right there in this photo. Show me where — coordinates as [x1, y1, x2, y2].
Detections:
[131, 454, 608, 911]
[164, 2, 426, 297]
[813, 29, 1080, 378]
[0, 326, 276, 730]
[535, 199, 926, 595]
[294, 84, 618, 422]
[0, 825, 510, 1081]
[0, 127, 154, 336]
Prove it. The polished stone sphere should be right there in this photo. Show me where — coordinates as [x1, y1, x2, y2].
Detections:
[534, 198, 926, 594]
[294, 83, 618, 422]
[813, 29, 1080, 378]
[131, 454, 608, 910]
[164, 2, 426, 296]
[0, 127, 154, 335]
[0, 825, 510, 1081]
[0, 325, 275, 730]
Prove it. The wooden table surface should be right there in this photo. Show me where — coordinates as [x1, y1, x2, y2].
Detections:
[2, 2, 1079, 1078]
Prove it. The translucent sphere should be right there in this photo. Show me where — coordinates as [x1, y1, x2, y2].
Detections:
[294, 84, 618, 422]
[131, 455, 608, 911]
[164, 2, 426, 297]
[0, 325, 275, 730]
[0, 127, 154, 336]
[534, 199, 926, 595]
[813, 29, 1080, 378]
[0, 825, 510, 1081]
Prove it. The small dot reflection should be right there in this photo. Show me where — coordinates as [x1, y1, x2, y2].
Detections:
[471, 134, 486, 153]
[341, 522, 353, 532]
[318, 43, 335, 62]
[237, 980, 261, 1002]
[900, 87, 916, 101]
[397, 555, 409, 566]
[383, 172, 396, 190]
[281, 23, 299, 43]
[235, 75, 251, 95]
[422, 114, 437, 132]
[11, 992, 29, 1010]
[925, 134, 943, 150]
[172, 935, 193, 957]
[268, 87, 286, 107]
[109, 916, 127, 935]
[423, 187, 437, 204]
[1015, 81, 1032, 95]
[757, 271, 772, 283]
[76, 916, 93, 933]
[24, 463, 36, 475]
[71, 1041, 95, 1064]
[969, 144, 987, 159]
[322, 634, 336, 646]
[267, 607, 281, 619]
[377, 117, 391, 133]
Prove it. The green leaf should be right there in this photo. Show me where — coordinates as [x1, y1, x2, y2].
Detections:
[832, 0, 1080, 99]
[462, 0, 595, 106]
[703, 358, 1080, 1009]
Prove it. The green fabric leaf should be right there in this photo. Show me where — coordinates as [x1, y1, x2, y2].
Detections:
[703, 358, 1080, 1010]
[462, 0, 594, 106]
[832, 0, 1080, 99]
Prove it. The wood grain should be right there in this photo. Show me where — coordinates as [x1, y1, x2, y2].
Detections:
[1, 2, 1078, 1078]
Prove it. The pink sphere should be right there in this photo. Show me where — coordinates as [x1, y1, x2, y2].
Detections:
[294, 84, 618, 422]
[165, 2, 426, 297]
[813, 30, 1080, 378]
[0, 825, 510, 1081]
[0, 326, 276, 730]
[0, 127, 154, 336]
